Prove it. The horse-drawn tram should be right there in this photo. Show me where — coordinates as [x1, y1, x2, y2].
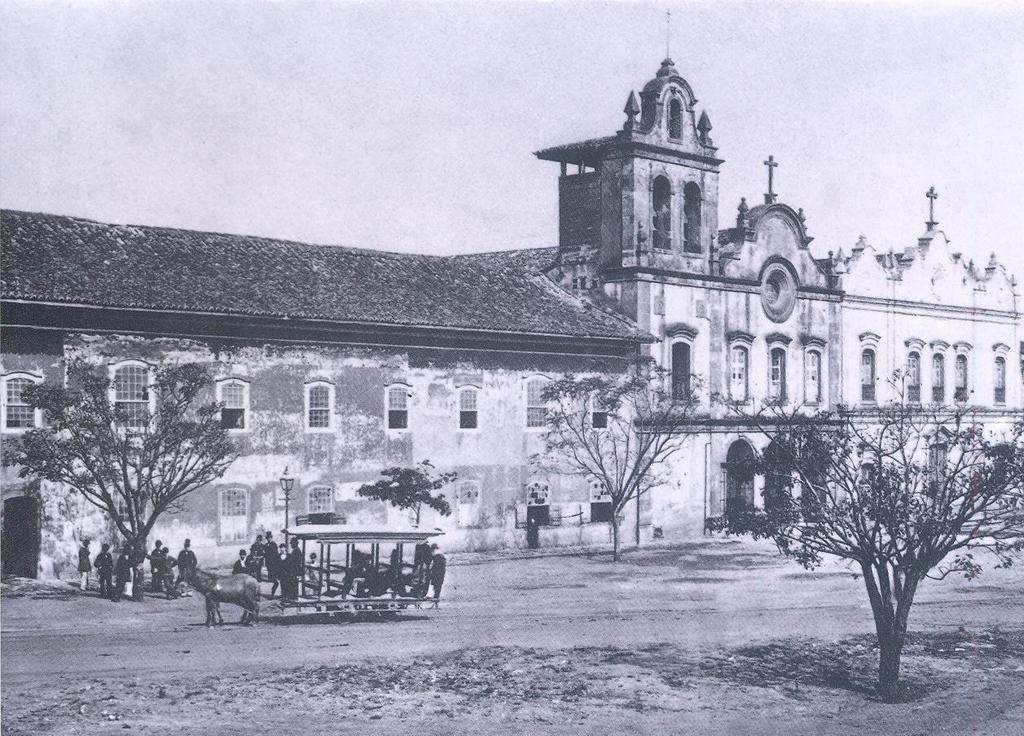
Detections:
[280, 522, 444, 616]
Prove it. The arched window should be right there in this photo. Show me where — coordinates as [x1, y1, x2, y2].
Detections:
[2, 374, 41, 430]
[459, 387, 479, 429]
[668, 97, 683, 139]
[906, 352, 921, 403]
[994, 356, 1006, 405]
[730, 346, 748, 402]
[526, 378, 547, 428]
[219, 487, 249, 543]
[217, 379, 249, 431]
[307, 485, 334, 515]
[768, 347, 787, 402]
[671, 342, 691, 400]
[932, 354, 945, 403]
[860, 349, 876, 402]
[804, 350, 821, 405]
[652, 176, 672, 250]
[386, 385, 409, 429]
[456, 479, 481, 527]
[305, 382, 333, 430]
[112, 362, 152, 426]
[683, 182, 702, 253]
[589, 477, 613, 522]
[954, 354, 969, 402]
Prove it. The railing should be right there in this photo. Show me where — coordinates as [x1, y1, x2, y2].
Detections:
[932, 385, 944, 403]
[861, 384, 875, 402]
[995, 387, 1006, 405]
[908, 384, 921, 403]
[954, 386, 969, 403]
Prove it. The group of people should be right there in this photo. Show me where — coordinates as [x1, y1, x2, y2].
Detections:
[231, 532, 293, 596]
[77, 530, 448, 604]
[76, 538, 198, 601]
[226, 533, 447, 602]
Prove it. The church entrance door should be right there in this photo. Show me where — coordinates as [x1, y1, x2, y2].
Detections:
[724, 440, 756, 515]
[2, 495, 40, 578]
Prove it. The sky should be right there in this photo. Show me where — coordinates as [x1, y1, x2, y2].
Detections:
[2, 1, 1023, 281]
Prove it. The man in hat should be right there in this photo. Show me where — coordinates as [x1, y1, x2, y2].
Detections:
[113, 548, 132, 602]
[428, 543, 446, 604]
[175, 539, 197, 597]
[93, 542, 114, 598]
[232, 549, 248, 576]
[77, 539, 92, 592]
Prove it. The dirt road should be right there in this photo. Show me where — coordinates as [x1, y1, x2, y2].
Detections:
[3, 539, 1024, 735]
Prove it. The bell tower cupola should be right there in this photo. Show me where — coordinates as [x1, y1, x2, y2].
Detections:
[535, 58, 723, 275]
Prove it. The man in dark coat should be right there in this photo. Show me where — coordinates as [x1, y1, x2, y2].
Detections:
[93, 543, 114, 598]
[175, 539, 197, 597]
[284, 538, 303, 599]
[428, 543, 447, 603]
[148, 540, 164, 593]
[113, 550, 132, 602]
[248, 534, 266, 582]
[232, 549, 248, 575]
[77, 539, 92, 592]
[265, 536, 282, 597]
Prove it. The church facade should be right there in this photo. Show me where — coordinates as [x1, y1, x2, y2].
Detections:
[2, 59, 1020, 578]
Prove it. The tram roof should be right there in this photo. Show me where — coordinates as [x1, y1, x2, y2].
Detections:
[284, 525, 444, 543]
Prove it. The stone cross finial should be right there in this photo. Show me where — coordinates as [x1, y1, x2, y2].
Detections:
[763, 155, 779, 204]
[926, 186, 939, 229]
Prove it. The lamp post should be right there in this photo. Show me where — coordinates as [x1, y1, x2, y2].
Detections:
[279, 466, 294, 544]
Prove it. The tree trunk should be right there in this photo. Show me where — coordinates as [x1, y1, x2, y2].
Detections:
[611, 517, 620, 562]
[861, 564, 919, 703]
[877, 634, 903, 703]
[129, 538, 147, 602]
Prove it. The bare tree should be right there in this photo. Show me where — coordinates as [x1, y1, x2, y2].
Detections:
[708, 382, 1024, 701]
[13, 361, 237, 599]
[534, 357, 701, 561]
[357, 460, 456, 527]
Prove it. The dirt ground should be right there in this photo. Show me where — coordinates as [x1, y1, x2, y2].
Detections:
[3, 537, 1024, 735]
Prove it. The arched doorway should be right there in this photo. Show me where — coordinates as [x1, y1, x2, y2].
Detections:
[724, 440, 756, 514]
[2, 495, 40, 578]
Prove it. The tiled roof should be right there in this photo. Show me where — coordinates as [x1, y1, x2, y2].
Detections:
[0, 210, 647, 342]
[533, 136, 617, 165]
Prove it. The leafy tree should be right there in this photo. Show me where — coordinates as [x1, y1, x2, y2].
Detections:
[708, 385, 1024, 702]
[533, 357, 701, 561]
[12, 360, 237, 600]
[357, 460, 456, 526]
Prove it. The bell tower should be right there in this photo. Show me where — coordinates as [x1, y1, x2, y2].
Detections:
[535, 58, 723, 276]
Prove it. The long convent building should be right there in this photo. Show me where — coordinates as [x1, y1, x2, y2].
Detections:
[2, 58, 1020, 578]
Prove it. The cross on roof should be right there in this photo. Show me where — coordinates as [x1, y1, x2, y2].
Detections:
[926, 186, 939, 229]
[666, 11, 671, 58]
[763, 155, 779, 204]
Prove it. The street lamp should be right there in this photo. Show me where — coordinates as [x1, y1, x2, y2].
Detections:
[279, 466, 294, 542]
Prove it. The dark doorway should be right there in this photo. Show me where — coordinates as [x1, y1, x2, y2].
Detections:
[2, 495, 40, 578]
[724, 440, 756, 514]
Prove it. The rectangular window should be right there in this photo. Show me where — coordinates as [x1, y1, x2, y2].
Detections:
[387, 387, 408, 429]
[995, 357, 1006, 405]
[932, 354, 945, 403]
[114, 364, 150, 426]
[219, 488, 249, 543]
[804, 350, 821, 405]
[730, 346, 748, 402]
[307, 486, 334, 515]
[219, 381, 247, 430]
[459, 388, 478, 429]
[954, 355, 969, 402]
[769, 348, 787, 401]
[671, 342, 691, 400]
[4, 377, 37, 429]
[307, 384, 331, 429]
[526, 379, 546, 428]
[591, 396, 608, 429]
[861, 350, 876, 402]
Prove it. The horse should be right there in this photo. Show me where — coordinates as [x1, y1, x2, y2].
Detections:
[186, 567, 260, 626]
